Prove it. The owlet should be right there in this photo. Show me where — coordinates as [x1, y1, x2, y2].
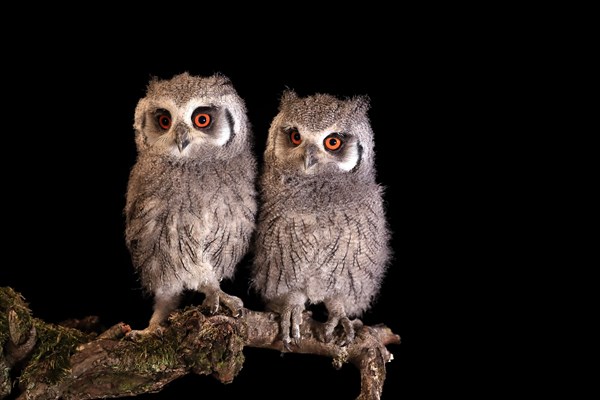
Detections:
[251, 90, 392, 347]
[125, 72, 257, 335]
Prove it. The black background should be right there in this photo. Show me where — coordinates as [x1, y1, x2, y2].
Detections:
[1, 27, 492, 399]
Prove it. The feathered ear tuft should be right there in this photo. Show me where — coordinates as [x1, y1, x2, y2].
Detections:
[351, 95, 371, 116]
[213, 72, 232, 86]
[280, 89, 298, 109]
[146, 75, 161, 94]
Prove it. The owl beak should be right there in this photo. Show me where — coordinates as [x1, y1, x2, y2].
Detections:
[304, 145, 318, 170]
[175, 124, 190, 152]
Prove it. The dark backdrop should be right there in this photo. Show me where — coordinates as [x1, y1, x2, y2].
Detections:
[1, 34, 479, 399]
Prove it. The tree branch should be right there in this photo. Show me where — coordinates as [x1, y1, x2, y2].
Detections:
[1, 287, 400, 400]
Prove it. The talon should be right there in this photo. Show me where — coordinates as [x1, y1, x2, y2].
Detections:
[323, 320, 337, 343]
[290, 305, 303, 341]
[338, 317, 355, 346]
[202, 292, 220, 315]
[220, 292, 244, 317]
[271, 293, 307, 351]
[291, 324, 301, 341]
[320, 315, 356, 345]
[233, 308, 244, 318]
[282, 339, 293, 352]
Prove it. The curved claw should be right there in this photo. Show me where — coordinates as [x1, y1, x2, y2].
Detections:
[282, 337, 294, 352]
[279, 304, 304, 349]
[337, 316, 355, 346]
[290, 304, 303, 341]
[202, 292, 220, 315]
[321, 316, 356, 346]
[220, 292, 244, 317]
[321, 316, 337, 343]
[202, 289, 244, 317]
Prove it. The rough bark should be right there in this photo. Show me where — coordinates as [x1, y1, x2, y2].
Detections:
[0, 287, 400, 400]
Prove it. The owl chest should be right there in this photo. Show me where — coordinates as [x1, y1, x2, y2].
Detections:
[266, 182, 366, 240]
[278, 210, 354, 251]
[289, 213, 329, 234]
[131, 174, 234, 240]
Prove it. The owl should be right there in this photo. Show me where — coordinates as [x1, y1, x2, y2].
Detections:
[251, 90, 392, 347]
[125, 72, 257, 335]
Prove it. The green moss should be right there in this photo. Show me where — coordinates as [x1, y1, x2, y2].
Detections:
[2, 290, 246, 393]
[87, 371, 159, 394]
[1, 287, 93, 387]
[116, 331, 179, 374]
[1, 360, 11, 397]
[20, 320, 92, 386]
[0, 287, 34, 347]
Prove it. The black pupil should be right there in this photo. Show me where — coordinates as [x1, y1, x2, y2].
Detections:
[198, 115, 207, 125]
[160, 116, 169, 126]
[329, 138, 337, 146]
[293, 132, 301, 141]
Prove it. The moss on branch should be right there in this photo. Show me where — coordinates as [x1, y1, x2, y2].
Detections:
[1, 287, 399, 400]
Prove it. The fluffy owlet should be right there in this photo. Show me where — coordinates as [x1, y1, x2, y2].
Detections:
[125, 72, 257, 335]
[251, 90, 392, 347]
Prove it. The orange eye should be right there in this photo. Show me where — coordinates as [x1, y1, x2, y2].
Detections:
[290, 130, 302, 146]
[324, 135, 343, 151]
[157, 114, 171, 130]
[193, 113, 211, 128]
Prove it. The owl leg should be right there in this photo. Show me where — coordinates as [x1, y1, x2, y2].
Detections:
[321, 298, 356, 346]
[200, 283, 244, 317]
[127, 291, 181, 339]
[269, 292, 307, 350]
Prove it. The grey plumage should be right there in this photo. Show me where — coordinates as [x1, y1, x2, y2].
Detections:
[251, 90, 392, 346]
[125, 72, 257, 335]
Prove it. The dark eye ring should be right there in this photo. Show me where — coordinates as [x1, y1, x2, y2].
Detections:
[290, 130, 302, 146]
[324, 135, 343, 151]
[158, 114, 171, 130]
[193, 113, 211, 128]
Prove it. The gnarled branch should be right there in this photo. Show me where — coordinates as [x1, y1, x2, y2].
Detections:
[1, 287, 400, 400]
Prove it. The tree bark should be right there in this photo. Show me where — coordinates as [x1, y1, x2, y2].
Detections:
[0, 287, 400, 400]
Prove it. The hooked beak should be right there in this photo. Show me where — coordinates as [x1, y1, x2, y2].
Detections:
[175, 124, 190, 152]
[304, 144, 318, 170]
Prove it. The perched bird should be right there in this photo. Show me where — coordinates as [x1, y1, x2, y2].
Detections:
[251, 90, 392, 347]
[125, 72, 257, 335]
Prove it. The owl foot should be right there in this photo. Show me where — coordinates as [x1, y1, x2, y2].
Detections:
[279, 303, 304, 351]
[125, 324, 166, 341]
[320, 316, 362, 346]
[125, 293, 179, 340]
[202, 289, 244, 318]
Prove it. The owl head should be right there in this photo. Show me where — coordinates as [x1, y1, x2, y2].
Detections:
[133, 72, 252, 160]
[264, 90, 376, 180]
